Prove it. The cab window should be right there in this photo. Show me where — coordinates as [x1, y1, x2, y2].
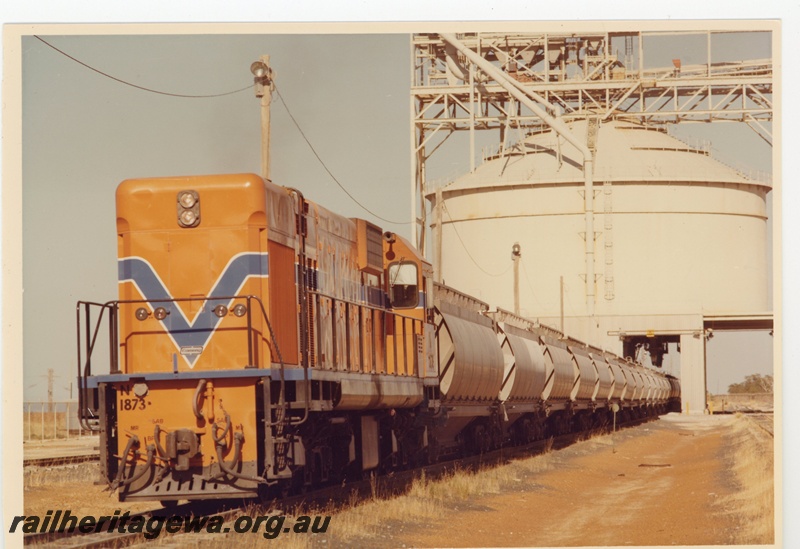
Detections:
[388, 262, 418, 308]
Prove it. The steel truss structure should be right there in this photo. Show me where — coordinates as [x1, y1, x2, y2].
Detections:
[410, 31, 773, 250]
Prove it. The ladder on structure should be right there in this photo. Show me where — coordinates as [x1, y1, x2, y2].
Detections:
[603, 180, 615, 301]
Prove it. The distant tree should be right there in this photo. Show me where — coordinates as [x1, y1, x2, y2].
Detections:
[728, 374, 773, 394]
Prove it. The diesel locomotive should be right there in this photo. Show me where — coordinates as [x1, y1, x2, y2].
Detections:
[77, 172, 679, 504]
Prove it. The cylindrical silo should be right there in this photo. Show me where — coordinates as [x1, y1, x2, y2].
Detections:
[427, 120, 770, 352]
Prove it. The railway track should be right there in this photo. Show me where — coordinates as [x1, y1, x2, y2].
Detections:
[745, 412, 774, 438]
[21, 501, 239, 548]
[24, 455, 99, 468]
[22, 415, 655, 547]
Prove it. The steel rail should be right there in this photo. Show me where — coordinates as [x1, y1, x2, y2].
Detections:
[23, 455, 99, 468]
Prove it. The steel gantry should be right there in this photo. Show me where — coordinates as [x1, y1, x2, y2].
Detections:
[410, 30, 773, 252]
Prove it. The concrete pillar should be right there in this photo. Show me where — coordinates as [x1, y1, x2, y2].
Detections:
[680, 332, 707, 414]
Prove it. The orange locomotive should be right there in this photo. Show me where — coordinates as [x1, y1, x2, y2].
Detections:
[79, 173, 436, 503]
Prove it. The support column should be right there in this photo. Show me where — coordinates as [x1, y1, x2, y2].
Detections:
[512, 243, 521, 315]
[679, 332, 708, 414]
[434, 188, 443, 283]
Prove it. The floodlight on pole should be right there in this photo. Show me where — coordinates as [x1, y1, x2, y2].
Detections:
[252, 55, 273, 181]
[250, 61, 270, 79]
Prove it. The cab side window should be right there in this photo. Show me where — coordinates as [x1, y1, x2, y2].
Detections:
[388, 262, 418, 309]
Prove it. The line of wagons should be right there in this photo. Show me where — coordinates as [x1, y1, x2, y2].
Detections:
[427, 284, 681, 456]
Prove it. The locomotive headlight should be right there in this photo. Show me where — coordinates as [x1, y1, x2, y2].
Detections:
[154, 307, 170, 320]
[135, 307, 150, 321]
[233, 304, 247, 317]
[177, 190, 200, 228]
[213, 304, 228, 317]
[180, 210, 197, 226]
[178, 191, 197, 209]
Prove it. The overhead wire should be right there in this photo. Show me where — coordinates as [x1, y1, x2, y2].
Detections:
[442, 203, 512, 278]
[35, 35, 411, 226]
[560, 277, 581, 319]
[521, 257, 595, 327]
[34, 36, 253, 98]
[273, 84, 410, 226]
[519, 256, 548, 312]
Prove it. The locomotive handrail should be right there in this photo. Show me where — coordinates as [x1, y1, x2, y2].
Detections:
[76, 294, 294, 419]
[76, 300, 117, 431]
[91, 293, 274, 369]
[285, 187, 311, 434]
[78, 287, 424, 437]
[192, 379, 208, 420]
[306, 288, 422, 321]
[306, 288, 423, 377]
[247, 294, 309, 429]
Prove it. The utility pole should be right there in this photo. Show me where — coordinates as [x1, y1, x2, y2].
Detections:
[47, 368, 54, 413]
[251, 55, 274, 181]
[560, 276, 565, 335]
[512, 243, 521, 315]
[435, 188, 443, 283]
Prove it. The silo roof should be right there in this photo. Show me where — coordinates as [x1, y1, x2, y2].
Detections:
[433, 120, 771, 196]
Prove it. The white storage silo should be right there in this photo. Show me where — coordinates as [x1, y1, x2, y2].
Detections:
[427, 119, 771, 406]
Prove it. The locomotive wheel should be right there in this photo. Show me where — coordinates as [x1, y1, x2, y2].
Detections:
[472, 424, 491, 454]
[520, 419, 533, 443]
[427, 440, 441, 464]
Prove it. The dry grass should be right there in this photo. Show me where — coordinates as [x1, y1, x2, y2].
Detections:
[170, 445, 557, 548]
[25, 453, 553, 548]
[318, 445, 555, 546]
[722, 415, 775, 545]
[183, 506, 320, 549]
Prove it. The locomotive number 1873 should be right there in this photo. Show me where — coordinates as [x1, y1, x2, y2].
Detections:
[119, 398, 147, 411]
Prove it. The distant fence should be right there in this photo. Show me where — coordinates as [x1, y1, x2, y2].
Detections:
[23, 401, 92, 441]
[708, 393, 773, 413]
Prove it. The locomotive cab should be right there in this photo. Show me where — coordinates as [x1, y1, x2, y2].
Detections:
[388, 261, 419, 309]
